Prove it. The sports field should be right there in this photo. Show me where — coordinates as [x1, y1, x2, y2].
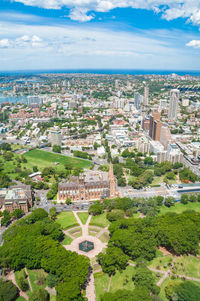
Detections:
[23, 149, 92, 170]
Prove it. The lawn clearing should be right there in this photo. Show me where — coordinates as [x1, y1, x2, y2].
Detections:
[23, 149, 92, 170]
[94, 272, 110, 301]
[77, 212, 89, 225]
[109, 266, 135, 293]
[27, 269, 47, 292]
[16, 297, 26, 301]
[56, 211, 78, 229]
[148, 255, 173, 272]
[90, 212, 110, 228]
[172, 255, 200, 278]
[61, 235, 73, 245]
[159, 202, 200, 215]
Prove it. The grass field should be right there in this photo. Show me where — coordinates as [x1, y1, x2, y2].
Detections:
[159, 202, 200, 215]
[16, 297, 26, 301]
[77, 212, 89, 225]
[90, 212, 110, 228]
[24, 149, 92, 170]
[27, 269, 47, 292]
[99, 232, 110, 243]
[94, 266, 135, 301]
[61, 235, 73, 245]
[172, 255, 200, 278]
[148, 254, 173, 271]
[94, 272, 110, 301]
[56, 211, 78, 229]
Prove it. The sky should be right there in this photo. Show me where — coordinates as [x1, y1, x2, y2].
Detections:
[0, 0, 200, 71]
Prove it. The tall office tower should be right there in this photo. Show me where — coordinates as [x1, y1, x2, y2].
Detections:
[134, 92, 142, 110]
[143, 86, 149, 106]
[153, 120, 162, 141]
[168, 89, 180, 120]
[149, 111, 161, 139]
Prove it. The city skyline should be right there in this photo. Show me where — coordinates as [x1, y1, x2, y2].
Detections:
[0, 0, 200, 70]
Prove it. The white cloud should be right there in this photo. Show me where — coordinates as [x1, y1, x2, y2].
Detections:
[186, 39, 200, 48]
[0, 20, 199, 70]
[0, 39, 10, 48]
[12, 0, 200, 24]
[0, 35, 44, 48]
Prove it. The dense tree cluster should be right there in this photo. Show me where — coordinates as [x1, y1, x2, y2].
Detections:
[107, 211, 200, 262]
[0, 209, 90, 301]
[165, 280, 200, 301]
[0, 279, 19, 301]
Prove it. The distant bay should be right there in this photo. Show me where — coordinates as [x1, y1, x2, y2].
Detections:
[0, 69, 200, 76]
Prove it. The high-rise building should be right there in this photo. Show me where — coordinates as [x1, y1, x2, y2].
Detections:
[168, 89, 180, 120]
[149, 111, 161, 139]
[134, 92, 143, 110]
[50, 128, 62, 146]
[153, 120, 162, 141]
[27, 95, 43, 107]
[160, 125, 172, 149]
[143, 86, 149, 106]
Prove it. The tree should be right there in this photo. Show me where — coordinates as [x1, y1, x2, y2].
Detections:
[106, 210, 124, 222]
[12, 209, 24, 219]
[49, 207, 57, 221]
[98, 246, 128, 276]
[52, 145, 61, 153]
[144, 157, 153, 165]
[33, 166, 38, 172]
[65, 198, 71, 205]
[175, 281, 200, 301]
[1, 143, 11, 151]
[0, 279, 19, 301]
[89, 204, 103, 216]
[132, 265, 159, 295]
[46, 274, 58, 288]
[1, 210, 11, 227]
[164, 197, 175, 207]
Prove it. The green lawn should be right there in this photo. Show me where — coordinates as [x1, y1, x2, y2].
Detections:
[27, 269, 47, 292]
[77, 212, 89, 225]
[61, 235, 73, 245]
[90, 212, 110, 228]
[24, 149, 92, 170]
[68, 227, 82, 238]
[56, 211, 79, 229]
[159, 202, 200, 215]
[50, 294, 56, 301]
[148, 255, 173, 271]
[95, 266, 135, 301]
[99, 232, 110, 243]
[109, 266, 135, 293]
[172, 255, 200, 278]
[94, 272, 110, 301]
[16, 297, 26, 301]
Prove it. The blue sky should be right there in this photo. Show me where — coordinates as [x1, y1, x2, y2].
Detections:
[0, 0, 200, 70]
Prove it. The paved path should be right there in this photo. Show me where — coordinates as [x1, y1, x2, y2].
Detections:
[25, 267, 33, 291]
[86, 272, 96, 301]
[65, 212, 109, 301]
[130, 258, 200, 287]
[96, 226, 109, 238]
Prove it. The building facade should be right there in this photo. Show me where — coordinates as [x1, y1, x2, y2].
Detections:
[57, 165, 118, 202]
[0, 185, 33, 213]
